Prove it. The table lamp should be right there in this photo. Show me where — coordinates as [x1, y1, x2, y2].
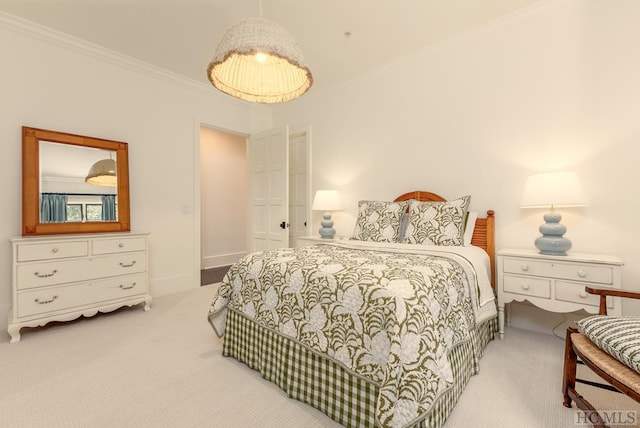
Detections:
[312, 190, 342, 239]
[521, 171, 587, 256]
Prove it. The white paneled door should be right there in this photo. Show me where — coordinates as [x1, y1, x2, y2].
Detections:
[247, 127, 290, 252]
[288, 130, 311, 247]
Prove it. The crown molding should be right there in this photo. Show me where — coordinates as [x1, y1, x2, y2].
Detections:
[0, 11, 242, 98]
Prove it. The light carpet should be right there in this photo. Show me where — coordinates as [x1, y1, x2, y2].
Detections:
[1, 283, 638, 428]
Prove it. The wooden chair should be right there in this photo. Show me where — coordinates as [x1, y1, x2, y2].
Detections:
[562, 286, 640, 427]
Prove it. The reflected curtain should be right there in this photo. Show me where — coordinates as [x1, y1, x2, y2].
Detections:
[102, 195, 116, 221]
[40, 193, 68, 223]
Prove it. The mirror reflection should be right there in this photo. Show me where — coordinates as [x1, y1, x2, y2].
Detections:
[22, 126, 130, 236]
[39, 141, 118, 223]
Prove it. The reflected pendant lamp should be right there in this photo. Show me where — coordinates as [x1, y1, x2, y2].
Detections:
[86, 158, 117, 187]
[207, 17, 313, 103]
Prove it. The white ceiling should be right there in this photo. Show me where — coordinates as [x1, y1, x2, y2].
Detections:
[0, 0, 542, 93]
[39, 140, 113, 179]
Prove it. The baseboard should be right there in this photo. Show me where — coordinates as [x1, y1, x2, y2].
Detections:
[202, 252, 245, 270]
[149, 274, 197, 297]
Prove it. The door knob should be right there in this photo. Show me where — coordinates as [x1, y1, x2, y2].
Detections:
[280, 221, 290, 229]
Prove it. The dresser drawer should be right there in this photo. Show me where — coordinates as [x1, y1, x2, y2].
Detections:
[503, 274, 551, 298]
[17, 241, 88, 262]
[16, 274, 147, 318]
[92, 237, 147, 255]
[502, 259, 613, 284]
[555, 281, 614, 309]
[16, 252, 147, 290]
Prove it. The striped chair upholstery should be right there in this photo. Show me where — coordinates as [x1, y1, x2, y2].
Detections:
[577, 315, 640, 374]
[562, 286, 640, 428]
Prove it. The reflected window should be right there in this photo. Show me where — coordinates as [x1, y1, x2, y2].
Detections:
[67, 204, 83, 222]
[47, 196, 118, 223]
[86, 204, 103, 221]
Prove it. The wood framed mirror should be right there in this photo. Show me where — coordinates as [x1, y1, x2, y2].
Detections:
[22, 126, 131, 236]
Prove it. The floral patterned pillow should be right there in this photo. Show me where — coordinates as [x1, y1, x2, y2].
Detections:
[351, 200, 409, 243]
[403, 196, 471, 246]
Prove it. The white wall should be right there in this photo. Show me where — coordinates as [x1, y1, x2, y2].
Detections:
[0, 13, 271, 332]
[200, 127, 247, 269]
[274, 0, 640, 320]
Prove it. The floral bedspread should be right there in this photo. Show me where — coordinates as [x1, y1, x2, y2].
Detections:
[208, 242, 490, 428]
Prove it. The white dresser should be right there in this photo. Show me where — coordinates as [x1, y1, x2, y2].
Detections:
[496, 248, 623, 339]
[8, 232, 151, 343]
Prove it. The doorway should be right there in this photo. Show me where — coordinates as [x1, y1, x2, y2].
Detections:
[197, 125, 311, 286]
[200, 126, 247, 285]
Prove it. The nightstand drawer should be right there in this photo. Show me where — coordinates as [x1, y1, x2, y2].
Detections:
[555, 281, 614, 309]
[503, 274, 551, 298]
[502, 259, 613, 284]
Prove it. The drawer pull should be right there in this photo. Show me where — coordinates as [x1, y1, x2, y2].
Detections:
[578, 270, 587, 278]
[579, 291, 588, 298]
[35, 295, 58, 304]
[119, 261, 137, 268]
[34, 270, 58, 278]
[119, 282, 137, 290]
[118, 243, 124, 248]
[520, 265, 529, 272]
[51, 247, 59, 253]
[522, 284, 530, 290]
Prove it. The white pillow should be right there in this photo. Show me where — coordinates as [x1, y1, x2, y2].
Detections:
[464, 212, 477, 246]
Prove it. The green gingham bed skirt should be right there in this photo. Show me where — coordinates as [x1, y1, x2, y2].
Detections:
[223, 309, 497, 428]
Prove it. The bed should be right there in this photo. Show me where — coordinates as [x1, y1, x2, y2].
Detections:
[208, 191, 497, 428]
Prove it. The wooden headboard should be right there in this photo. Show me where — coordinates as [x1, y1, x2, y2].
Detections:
[394, 191, 496, 288]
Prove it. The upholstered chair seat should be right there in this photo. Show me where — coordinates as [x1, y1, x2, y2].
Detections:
[562, 287, 640, 428]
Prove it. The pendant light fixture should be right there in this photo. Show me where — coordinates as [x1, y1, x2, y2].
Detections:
[86, 155, 117, 187]
[207, 1, 313, 103]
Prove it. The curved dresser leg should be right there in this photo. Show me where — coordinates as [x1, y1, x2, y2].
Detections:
[144, 295, 152, 311]
[8, 324, 21, 343]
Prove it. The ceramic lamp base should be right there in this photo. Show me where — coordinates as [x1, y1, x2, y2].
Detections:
[535, 211, 571, 256]
[318, 213, 335, 239]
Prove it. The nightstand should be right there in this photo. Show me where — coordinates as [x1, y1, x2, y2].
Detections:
[296, 235, 335, 247]
[496, 248, 623, 339]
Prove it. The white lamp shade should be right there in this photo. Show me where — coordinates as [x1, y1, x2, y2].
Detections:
[521, 171, 587, 208]
[312, 190, 342, 211]
[207, 17, 313, 104]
